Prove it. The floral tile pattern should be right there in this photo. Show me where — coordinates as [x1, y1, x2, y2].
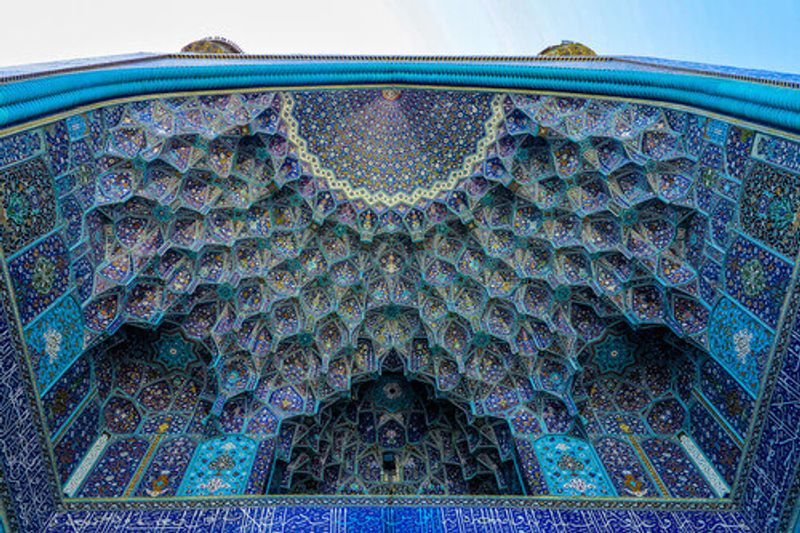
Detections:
[533, 435, 616, 497]
[0, 61, 796, 531]
[723, 235, 792, 329]
[708, 297, 773, 397]
[7, 233, 70, 324]
[23, 295, 84, 394]
[178, 435, 258, 496]
[0, 158, 56, 255]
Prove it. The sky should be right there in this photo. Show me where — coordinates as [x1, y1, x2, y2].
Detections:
[1, 0, 798, 74]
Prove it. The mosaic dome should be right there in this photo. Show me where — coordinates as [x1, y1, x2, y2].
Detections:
[0, 53, 799, 533]
[538, 41, 597, 57]
[181, 37, 244, 54]
[284, 89, 504, 206]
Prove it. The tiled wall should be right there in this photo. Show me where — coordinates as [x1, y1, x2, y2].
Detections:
[0, 294, 58, 531]
[741, 304, 800, 532]
[0, 77, 797, 530]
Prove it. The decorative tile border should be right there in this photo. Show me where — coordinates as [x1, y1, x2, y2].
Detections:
[736, 251, 800, 532]
[0, 267, 59, 531]
[63, 433, 109, 497]
[0, 68, 796, 524]
[45, 505, 753, 532]
[678, 433, 729, 498]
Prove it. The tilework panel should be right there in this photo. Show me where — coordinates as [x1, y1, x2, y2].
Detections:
[58, 194, 85, 250]
[513, 438, 548, 495]
[724, 126, 755, 181]
[133, 436, 197, 498]
[44, 122, 70, 177]
[77, 437, 149, 497]
[0, 158, 56, 255]
[708, 297, 773, 397]
[709, 197, 737, 249]
[53, 399, 100, 486]
[7, 233, 70, 324]
[178, 435, 258, 496]
[42, 354, 91, 437]
[724, 236, 792, 329]
[64, 432, 110, 497]
[24, 295, 85, 393]
[154, 333, 197, 371]
[752, 133, 800, 174]
[689, 402, 741, 486]
[699, 357, 755, 438]
[0, 292, 57, 531]
[103, 396, 142, 434]
[533, 435, 616, 497]
[646, 398, 687, 434]
[245, 438, 276, 494]
[740, 162, 800, 258]
[742, 313, 800, 533]
[679, 433, 729, 497]
[0, 130, 42, 169]
[594, 437, 661, 498]
[591, 334, 634, 374]
[640, 438, 714, 499]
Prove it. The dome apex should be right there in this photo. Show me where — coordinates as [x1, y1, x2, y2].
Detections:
[538, 40, 597, 57]
[181, 36, 243, 54]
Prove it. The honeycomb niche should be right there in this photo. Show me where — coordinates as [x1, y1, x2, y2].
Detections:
[2, 83, 796, 522]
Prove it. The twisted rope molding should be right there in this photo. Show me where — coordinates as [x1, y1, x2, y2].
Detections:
[0, 61, 799, 133]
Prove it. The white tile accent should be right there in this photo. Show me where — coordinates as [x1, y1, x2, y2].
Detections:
[63, 432, 110, 497]
[679, 432, 730, 498]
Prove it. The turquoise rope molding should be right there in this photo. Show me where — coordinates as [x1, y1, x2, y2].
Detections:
[0, 61, 799, 133]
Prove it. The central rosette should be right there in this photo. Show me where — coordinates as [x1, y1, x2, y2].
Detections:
[284, 88, 504, 207]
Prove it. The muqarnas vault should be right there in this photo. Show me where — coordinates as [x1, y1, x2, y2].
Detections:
[0, 40, 798, 532]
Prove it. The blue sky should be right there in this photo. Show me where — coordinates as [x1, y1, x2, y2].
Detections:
[2, 0, 798, 73]
[419, 0, 800, 73]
